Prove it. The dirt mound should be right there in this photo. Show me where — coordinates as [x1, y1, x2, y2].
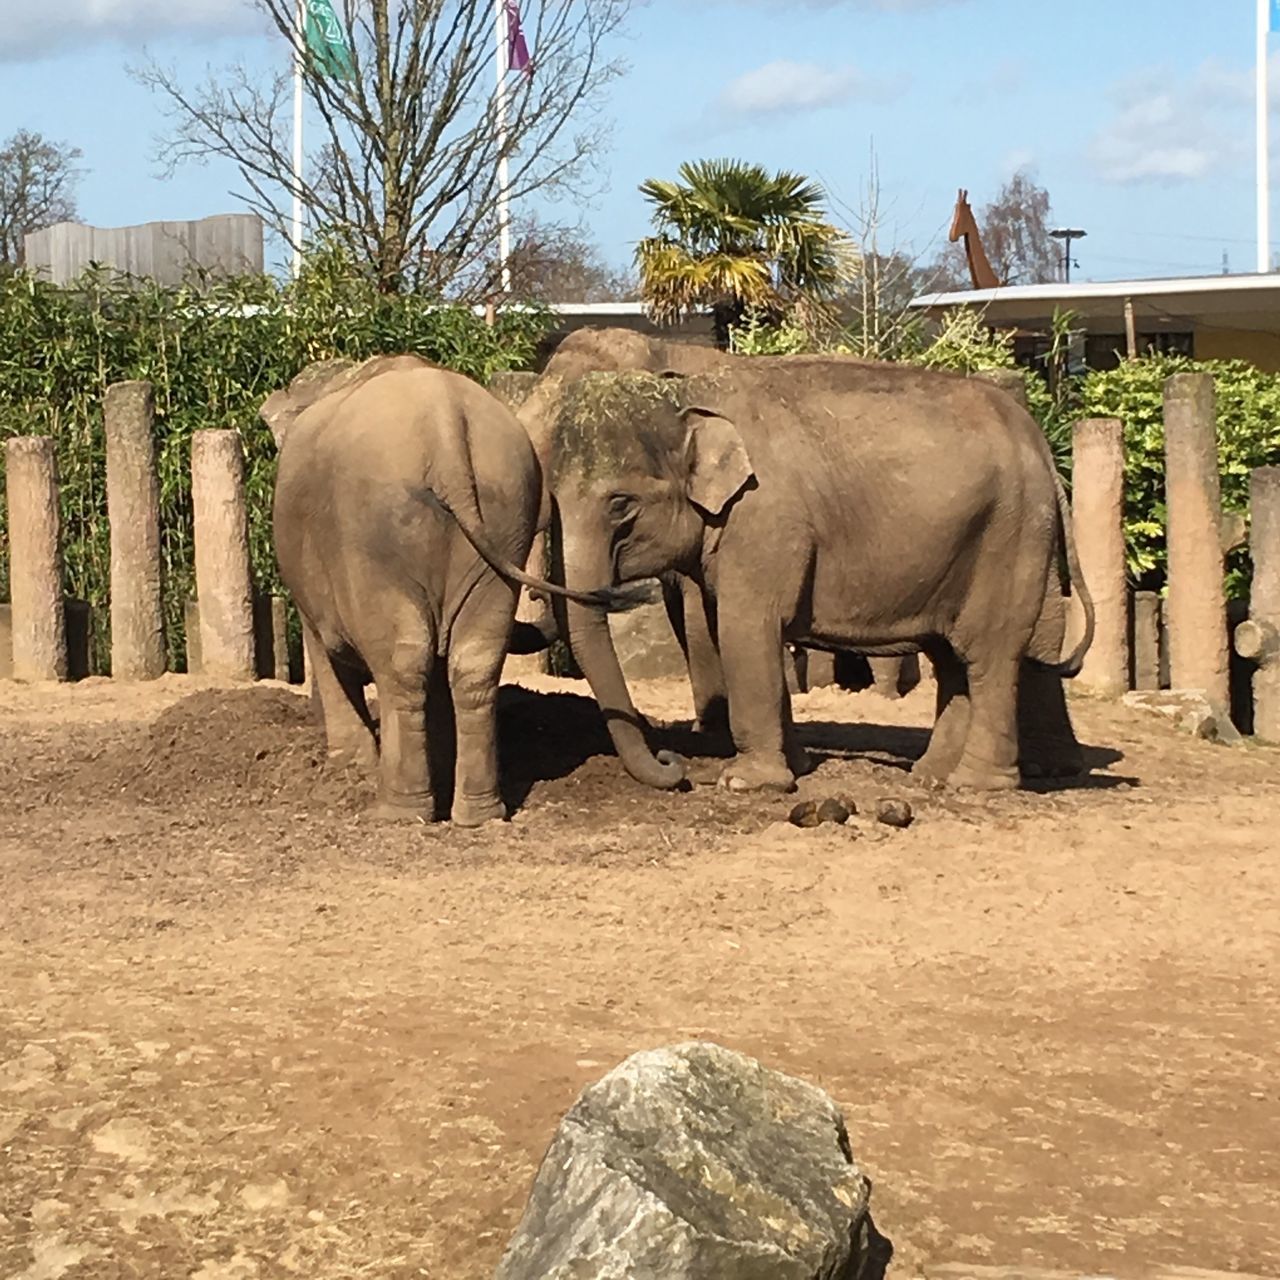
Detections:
[107, 687, 372, 813]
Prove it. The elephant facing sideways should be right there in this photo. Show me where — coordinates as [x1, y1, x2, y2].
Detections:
[264, 354, 639, 826]
[518, 327, 1090, 780]
[542, 360, 1094, 794]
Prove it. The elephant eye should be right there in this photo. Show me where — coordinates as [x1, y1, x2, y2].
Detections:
[607, 492, 639, 525]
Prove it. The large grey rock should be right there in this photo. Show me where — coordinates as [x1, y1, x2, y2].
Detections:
[495, 1041, 888, 1280]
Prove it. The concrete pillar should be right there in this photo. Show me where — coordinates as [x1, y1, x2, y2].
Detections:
[184, 598, 203, 674]
[252, 593, 291, 681]
[1070, 418, 1127, 695]
[1235, 466, 1280, 742]
[5, 436, 67, 681]
[0, 603, 12, 678]
[1130, 590, 1161, 691]
[191, 430, 255, 680]
[1163, 374, 1229, 706]
[64, 599, 92, 681]
[797, 649, 835, 690]
[105, 380, 165, 679]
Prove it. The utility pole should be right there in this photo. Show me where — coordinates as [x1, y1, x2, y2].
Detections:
[1050, 227, 1087, 283]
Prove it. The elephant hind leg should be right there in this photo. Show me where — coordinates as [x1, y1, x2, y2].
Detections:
[913, 645, 969, 785]
[368, 622, 439, 823]
[447, 581, 516, 827]
[1018, 662, 1085, 778]
[303, 619, 377, 772]
[949, 645, 1022, 791]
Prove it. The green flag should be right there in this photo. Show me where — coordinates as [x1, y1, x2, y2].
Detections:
[303, 0, 355, 81]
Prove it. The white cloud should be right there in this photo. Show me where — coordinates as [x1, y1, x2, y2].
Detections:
[0, 0, 263, 63]
[1087, 55, 1280, 185]
[717, 59, 899, 118]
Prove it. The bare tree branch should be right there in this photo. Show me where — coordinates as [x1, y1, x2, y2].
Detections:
[133, 0, 630, 297]
[0, 130, 84, 266]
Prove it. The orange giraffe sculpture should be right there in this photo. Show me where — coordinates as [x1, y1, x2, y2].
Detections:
[949, 189, 1001, 289]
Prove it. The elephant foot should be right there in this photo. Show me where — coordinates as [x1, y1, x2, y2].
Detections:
[451, 794, 508, 828]
[911, 746, 962, 786]
[367, 795, 435, 824]
[718, 753, 796, 794]
[948, 761, 1020, 792]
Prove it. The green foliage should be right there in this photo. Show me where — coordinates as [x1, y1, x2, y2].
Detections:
[1079, 355, 1280, 595]
[727, 308, 810, 356]
[636, 159, 855, 341]
[0, 245, 550, 671]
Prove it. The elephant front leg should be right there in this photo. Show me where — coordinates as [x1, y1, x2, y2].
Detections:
[369, 635, 437, 822]
[717, 616, 796, 793]
[663, 574, 729, 739]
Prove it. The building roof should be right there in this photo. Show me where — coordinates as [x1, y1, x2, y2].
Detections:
[908, 272, 1280, 336]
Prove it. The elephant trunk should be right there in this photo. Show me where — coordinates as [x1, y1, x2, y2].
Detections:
[557, 533, 685, 790]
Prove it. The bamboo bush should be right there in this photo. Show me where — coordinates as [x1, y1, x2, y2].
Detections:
[0, 245, 550, 672]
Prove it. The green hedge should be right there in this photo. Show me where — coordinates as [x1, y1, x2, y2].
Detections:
[1079, 356, 1280, 596]
[0, 250, 550, 672]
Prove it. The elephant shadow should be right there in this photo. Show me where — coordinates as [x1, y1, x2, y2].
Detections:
[797, 719, 1132, 791]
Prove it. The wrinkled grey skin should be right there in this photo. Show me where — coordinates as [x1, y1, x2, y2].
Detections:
[534, 358, 1093, 794]
[518, 329, 1089, 781]
[267, 354, 628, 826]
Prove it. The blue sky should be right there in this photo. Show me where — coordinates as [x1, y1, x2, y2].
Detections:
[3, 0, 1279, 283]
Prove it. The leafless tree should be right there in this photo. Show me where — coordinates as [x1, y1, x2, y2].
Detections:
[0, 130, 83, 266]
[981, 168, 1057, 285]
[505, 214, 633, 301]
[828, 149, 959, 358]
[135, 0, 629, 297]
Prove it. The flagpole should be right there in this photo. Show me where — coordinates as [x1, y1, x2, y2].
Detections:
[292, 0, 305, 279]
[496, 0, 512, 293]
[1259, 0, 1270, 274]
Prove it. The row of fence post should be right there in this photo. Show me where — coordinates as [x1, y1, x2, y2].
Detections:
[1, 372, 1279, 742]
[1063, 373, 1279, 741]
[2, 380, 281, 684]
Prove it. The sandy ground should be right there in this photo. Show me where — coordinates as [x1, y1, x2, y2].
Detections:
[1, 670, 1278, 1280]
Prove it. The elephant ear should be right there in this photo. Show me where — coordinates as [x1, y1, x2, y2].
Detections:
[683, 406, 754, 516]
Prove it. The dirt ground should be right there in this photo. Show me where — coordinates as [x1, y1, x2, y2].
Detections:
[1, 669, 1278, 1280]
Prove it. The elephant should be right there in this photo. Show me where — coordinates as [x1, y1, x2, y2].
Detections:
[517, 328, 1089, 779]
[534, 358, 1094, 794]
[263, 354, 641, 826]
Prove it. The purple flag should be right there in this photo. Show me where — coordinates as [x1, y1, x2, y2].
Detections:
[506, 0, 531, 75]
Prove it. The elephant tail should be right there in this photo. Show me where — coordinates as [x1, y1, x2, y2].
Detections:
[407, 484, 655, 614]
[1046, 470, 1095, 678]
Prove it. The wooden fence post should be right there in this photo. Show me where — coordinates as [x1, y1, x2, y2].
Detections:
[1130, 590, 1162, 691]
[1163, 374, 1229, 706]
[1235, 466, 1280, 741]
[191, 430, 255, 681]
[1071, 418, 1127, 694]
[105, 380, 165, 679]
[5, 437, 67, 681]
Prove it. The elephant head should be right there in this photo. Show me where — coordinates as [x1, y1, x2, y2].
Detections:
[548, 370, 755, 789]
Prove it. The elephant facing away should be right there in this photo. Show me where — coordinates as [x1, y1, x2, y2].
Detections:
[542, 361, 1094, 794]
[518, 327, 1089, 780]
[265, 355, 639, 826]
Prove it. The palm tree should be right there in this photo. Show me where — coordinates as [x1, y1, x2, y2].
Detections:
[635, 159, 854, 347]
